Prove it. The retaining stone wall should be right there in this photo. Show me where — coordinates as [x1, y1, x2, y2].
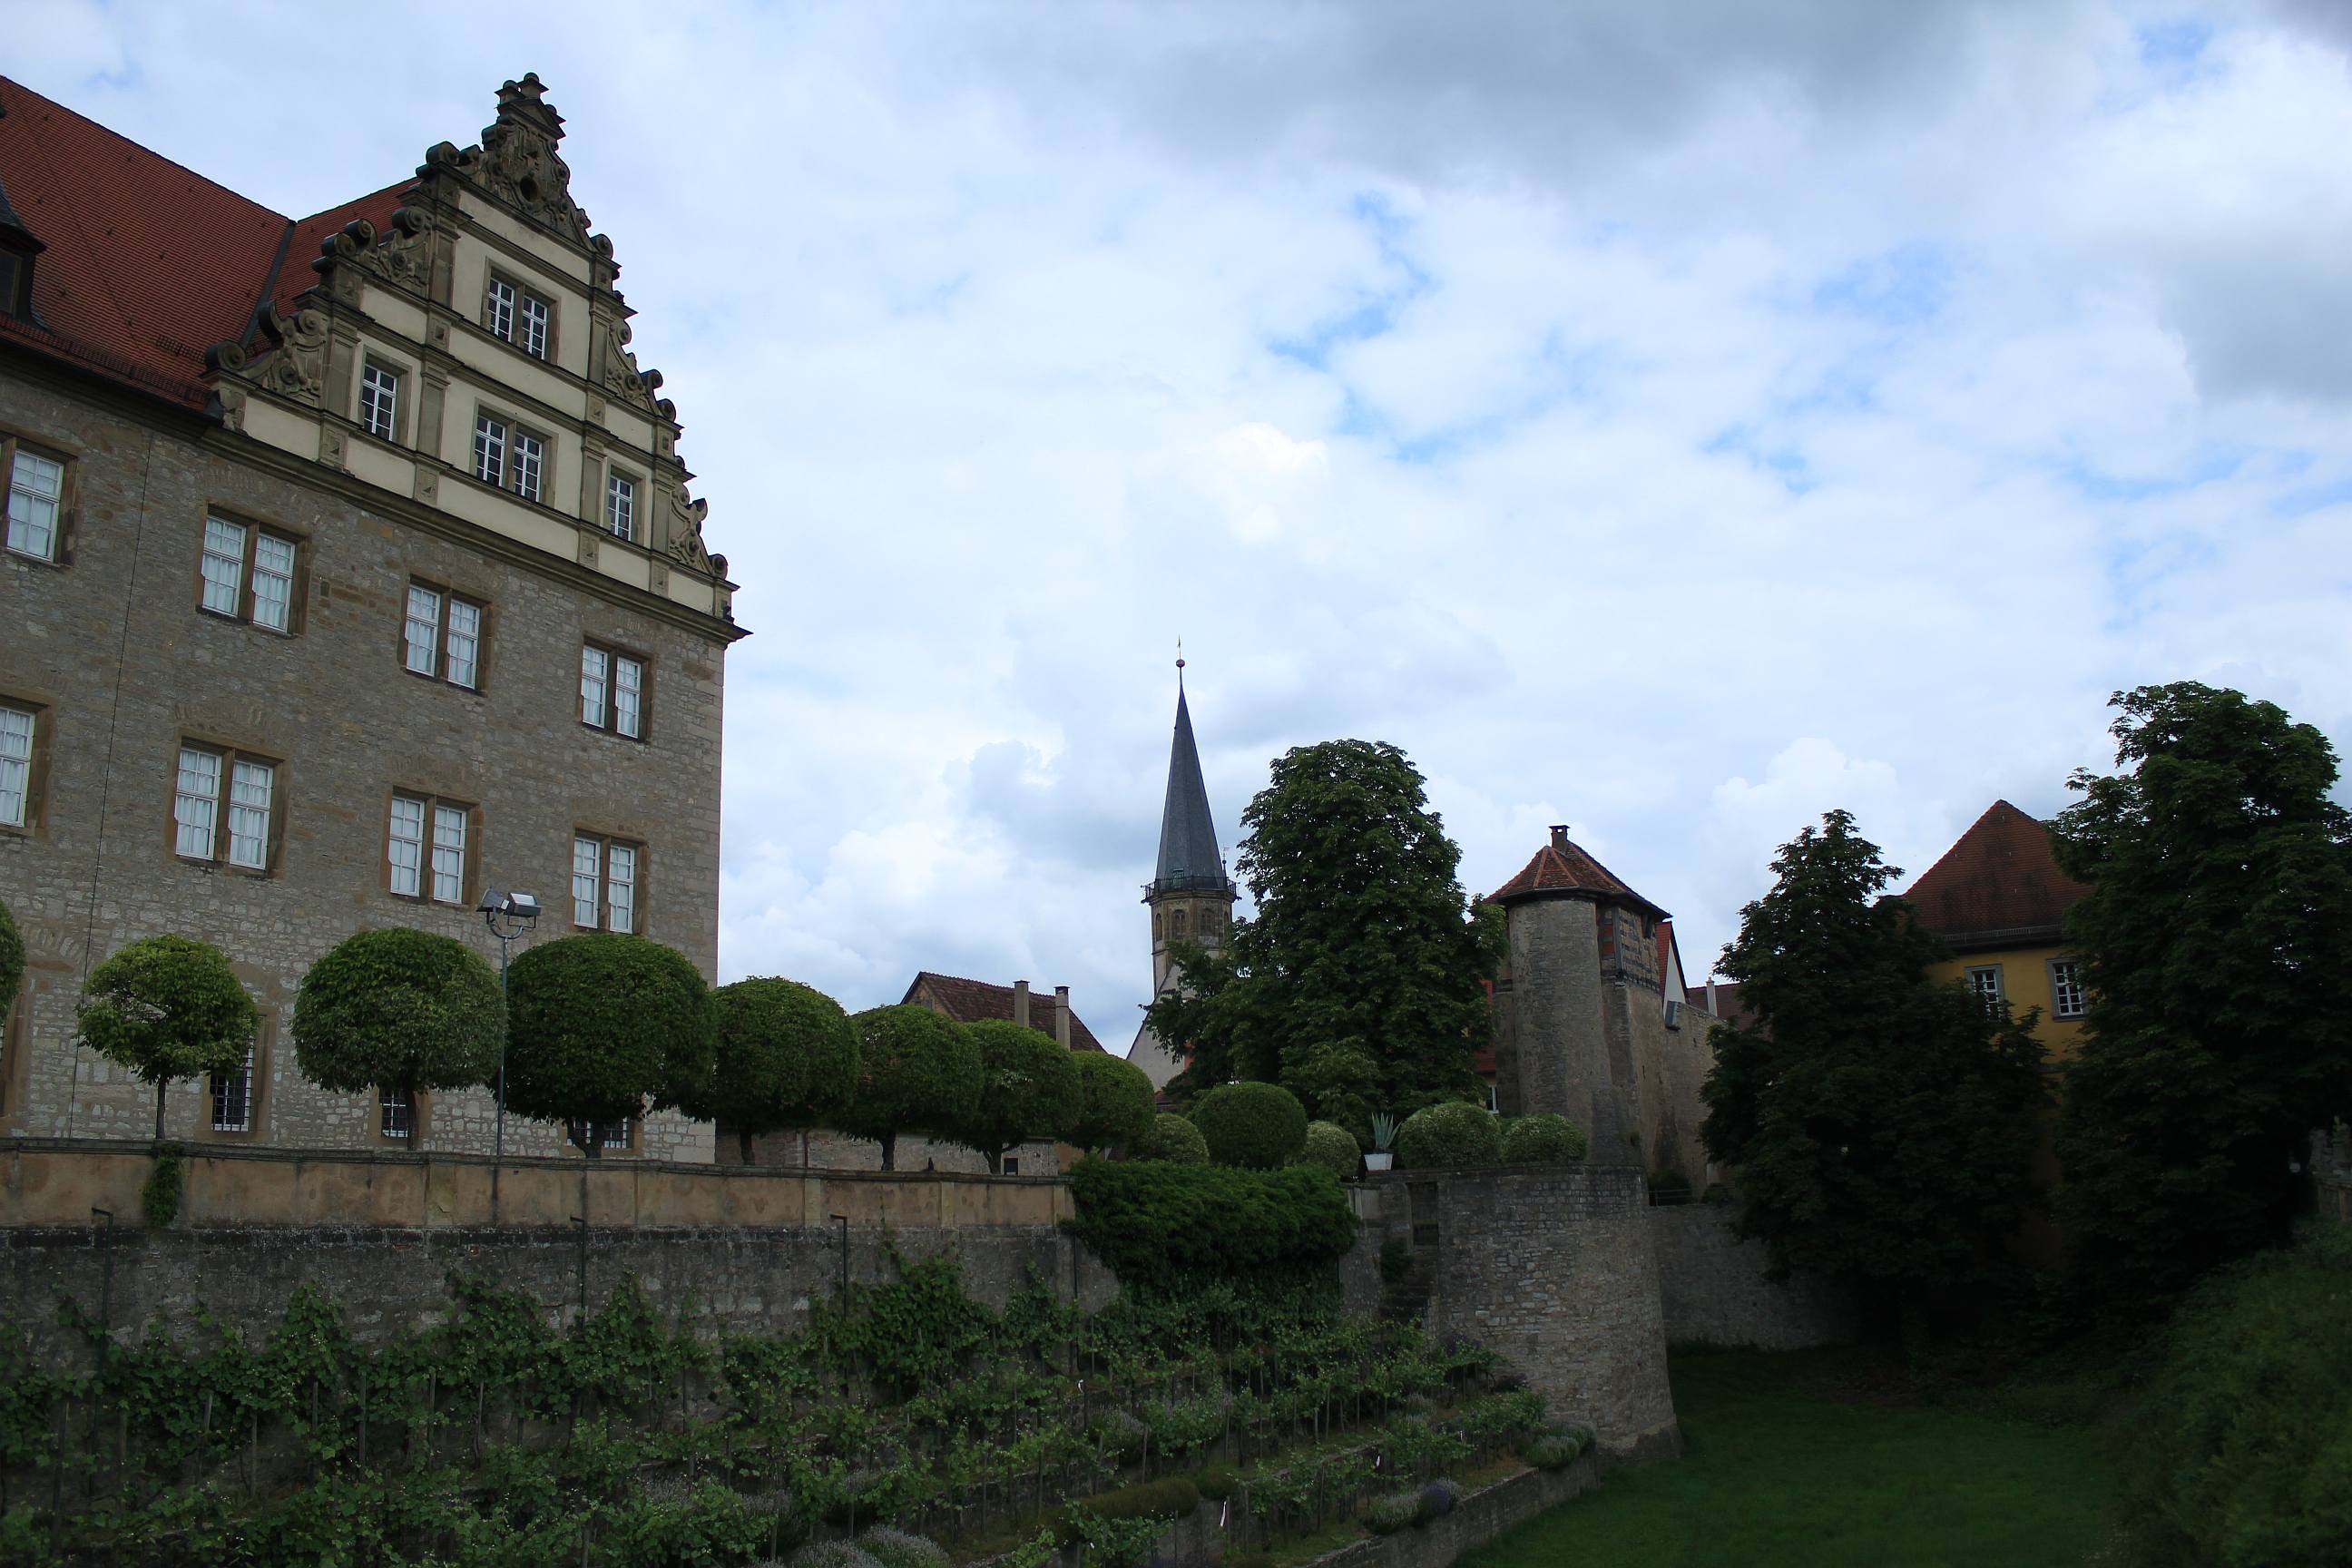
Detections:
[1648, 1202, 1857, 1349]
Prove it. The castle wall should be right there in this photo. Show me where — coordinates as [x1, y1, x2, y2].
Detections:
[1498, 899, 1639, 1150]
[1647, 1203, 1858, 1349]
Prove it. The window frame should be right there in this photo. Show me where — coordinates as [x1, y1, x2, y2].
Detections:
[483, 269, 555, 362]
[205, 1021, 270, 1142]
[604, 467, 639, 544]
[377, 1084, 429, 1145]
[0, 694, 49, 834]
[2048, 958, 2089, 1021]
[571, 831, 646, 935]
[170, 740, 283, 875]
[357, 357, 405, 444]
[191, 511, 304, 634]
[579, 642, 651, 741]
[471, 405, 552, 505]
[3, 430, 75, 566]
[384, 789, 478, 906]
[1965, 964, 2006, 1008]
[399, 580, 489, 691]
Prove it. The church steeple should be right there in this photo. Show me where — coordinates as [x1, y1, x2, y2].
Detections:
[1144, 663, 1237, 996]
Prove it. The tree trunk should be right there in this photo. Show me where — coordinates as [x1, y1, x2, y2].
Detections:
[153, 1081, 167, 1142]
[739, 1129, 755, 1165]
[879, 1131, 897, 1171]
[986, 1148, 1003, 1175]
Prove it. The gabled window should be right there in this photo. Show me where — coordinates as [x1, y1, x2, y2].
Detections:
[580, 643, 647, 740]
[402, 583, 485, 690]
[484, 275, 553, 360]
[605, 471, 636, 543]
[573, 833, 642, 934]
[196, 514, 300, 632]
[5, 440, 66, 563]
[387, 793, 473, 905]
[358, 361, 401, 442]
[173, 743, 277, 871]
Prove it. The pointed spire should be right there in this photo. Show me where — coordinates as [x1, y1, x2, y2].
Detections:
[1153, 669, 1230, 894]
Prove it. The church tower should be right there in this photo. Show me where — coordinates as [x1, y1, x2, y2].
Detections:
[1127, 662, 1238, 1087]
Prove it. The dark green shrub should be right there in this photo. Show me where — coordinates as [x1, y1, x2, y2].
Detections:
[0, 896, 21, 1012]
[2119, 1224, 2352, 1567]
[290, 927, 505, 1111]
[955, 1018, 1083, 1171]
[78, 934, 256, 1140]
[857, 1526, 947, 1568]
[1520, 1433, 1580, 1470]
[1193, 1081, 1308, 1168]
[1365, 1491, 1422, 1534]
[1066, 1159, 1357, 1289]
[1297, 1120, 1361, 1181]
[1065, 1052, 1157, 1154]
[677, 975, 858, 1163]
[833, 1004, 983, 1171]
[503, 934, 716, 1156]
[1048, 1476, 1200, 1547]
[1500, 1112, 1586, 1164]
[1191, 1463, 1241, 1502]
[1416, 1479, 1462, 1524]
[141, 1143, 183, 1229]
[1378, 1238, 1415, 1287]
[790, 1544, 883, 1568]
[1394, 1102, 1500, 1169]
[1133, 1112, 1210, 1165]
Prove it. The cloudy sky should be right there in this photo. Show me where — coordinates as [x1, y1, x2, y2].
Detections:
[22, 1, 2352, 1044]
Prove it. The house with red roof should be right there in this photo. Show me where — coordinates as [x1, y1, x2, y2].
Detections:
[1485, 826, 1715, 1188]
[0, 75, 741, 1159]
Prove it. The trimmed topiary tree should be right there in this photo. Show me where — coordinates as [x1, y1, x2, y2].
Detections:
[290, 928, 504, 1125]
[1192, 1081, 1308, 1169]
[1133, 1112, 1210, 1165]
[835, 1004, 983, 1171]
[1065, 1052, 1157, 1155]
[77, 934, 256, 1140]
[502, 933, 716, 1157]
[676, 976, 858, 1163]
[1298, 1120, 1362, 1181]
[1501, 1112, 1588, 1164]
[956, 1018, 1083, 1173]
[1394, 1101, 1501, 1169]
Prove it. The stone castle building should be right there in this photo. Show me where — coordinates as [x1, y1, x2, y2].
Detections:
[1487, 828, 1715, 1187]
[0, 74, 741, 1158]
[1125, 675, 1236, 1089]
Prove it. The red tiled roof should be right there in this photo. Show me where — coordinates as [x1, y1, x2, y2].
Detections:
[1689, 978, 1753, 1030]
[278, 183, 409, 317]
[903, 972, 1108, 1054]
[1900, 800, 2092, 946]
[1488, 828, 1669, 919]
[0, 77, 303, 407]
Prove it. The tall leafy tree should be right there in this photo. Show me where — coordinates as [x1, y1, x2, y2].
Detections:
[290, 928, 505, 1120]
[1700, 810, 2047, 1328]
[1064, 1051, 1157, 1154]
[954, 1018, 1083, 1172]
[502, 934, 717, 1158]
[76, 935, 257, 1140]
[1145, 739, 1493, 1133]
[835, 1004, 983, 1171]
[2053, 682, 2352, 1302]
[677, 976, 859, 1164]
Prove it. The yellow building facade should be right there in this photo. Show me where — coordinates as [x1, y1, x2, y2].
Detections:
[1902, 800, 2094, 1060]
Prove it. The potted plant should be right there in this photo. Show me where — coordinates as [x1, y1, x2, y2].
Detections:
[1365, 1112, 1398, 1172]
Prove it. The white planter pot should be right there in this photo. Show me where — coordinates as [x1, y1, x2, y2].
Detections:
[1364, 1152, 1395, 1172]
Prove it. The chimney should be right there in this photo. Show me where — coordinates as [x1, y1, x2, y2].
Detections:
[1054, 985, 1073, 1050]
[1013, 980, 1031, 1028]
[1549, 824, 1570, 851]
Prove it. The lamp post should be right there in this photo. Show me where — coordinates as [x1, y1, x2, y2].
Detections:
[477, 887, 542, 1168]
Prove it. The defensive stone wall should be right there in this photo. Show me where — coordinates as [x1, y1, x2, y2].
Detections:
[1348, 1166, 1680, 1460]
[1647, 1202, 1858, 1349]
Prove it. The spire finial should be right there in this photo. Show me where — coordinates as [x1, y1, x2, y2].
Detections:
[1176, 636, 1185, 686]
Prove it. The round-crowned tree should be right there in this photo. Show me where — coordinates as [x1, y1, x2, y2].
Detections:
[1133, 1112, 1210, 1165]
[835, 1005, 983, 1171]
[1501, 1112, 1588, 1164]
[1394, 1101, 1502, 1169]
[290, 929, 504, 1124]
[675, 977, 858, 1163]
[955, 1019, 1083, 1173]
[1192, 1081, 1309, 1169]
[1065, 1052, 1157, 1155]
[502, 934, 716, 1157]
[1298, 1120, 1363, 1181]
[77, 935, 256, 1140]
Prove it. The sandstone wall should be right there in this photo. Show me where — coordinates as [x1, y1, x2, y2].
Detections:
[1647, 1202, 1857, 1349]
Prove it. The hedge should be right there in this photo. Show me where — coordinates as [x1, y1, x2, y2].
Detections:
[1394, 1101, 1502, 1169]
[1134, 1113, 1210, 1165]
[1066, 1159, 1357, 1289]
[1048, 1476, 1201, 1547]
[1192, 1081, 1308, 1169]
[1298, 1121, 1361, 1181]
[1500, 1112, 1587, 1164]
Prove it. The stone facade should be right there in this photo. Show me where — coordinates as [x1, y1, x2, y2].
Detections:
[0, 77, 740, 1161]
[1349, 1167, 1681, 1459]
[1647, 1203, 1858, 1349]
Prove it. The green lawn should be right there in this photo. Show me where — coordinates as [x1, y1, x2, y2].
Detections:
[1464, 1348, 2122, 1568]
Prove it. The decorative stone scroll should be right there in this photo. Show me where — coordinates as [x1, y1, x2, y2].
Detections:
[420, 73, 594, 247]
[207, 306, 328, 407]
